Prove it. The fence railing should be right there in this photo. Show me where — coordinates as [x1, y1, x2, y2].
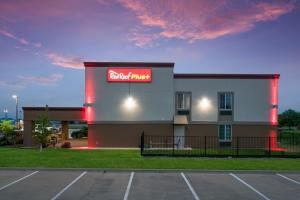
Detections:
[140, 133, 300, 157]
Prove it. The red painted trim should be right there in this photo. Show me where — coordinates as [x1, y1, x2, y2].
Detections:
[84, 62, 174, 68]
[174, 74, 280, 79]
[23, 107, 84, 111]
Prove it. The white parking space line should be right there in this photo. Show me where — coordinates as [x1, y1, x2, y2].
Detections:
[123, 172, 135, 200]
[230, 173, 271, 200]
[0, 171, 39, 191]
[277, 174, 300, 185]
[181, 172, 200, 200]
[51, 171, 87, 200]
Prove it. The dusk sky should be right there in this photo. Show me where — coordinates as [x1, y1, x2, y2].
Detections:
[1, 0, 300, 119]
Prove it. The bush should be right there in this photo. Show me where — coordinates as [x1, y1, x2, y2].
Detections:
[61, 142, 72, 148]
[0, 121, 16, 145]
[0, 136, 9, 146]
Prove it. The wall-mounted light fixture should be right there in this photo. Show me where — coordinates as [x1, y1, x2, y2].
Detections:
[83, 103, 93, 107]
[198, 97, 212, 112]
[124, 96, 137, 111]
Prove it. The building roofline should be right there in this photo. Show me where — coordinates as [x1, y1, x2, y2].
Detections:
[174, 74, 280, 79]
[84, 62, 174, 68]
[23, 107, 84, 111]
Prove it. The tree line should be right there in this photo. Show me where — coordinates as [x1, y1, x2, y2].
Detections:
[279, 109, 300, 128]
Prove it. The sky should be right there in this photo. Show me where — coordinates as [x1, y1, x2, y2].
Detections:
[0, 0, 300, 119]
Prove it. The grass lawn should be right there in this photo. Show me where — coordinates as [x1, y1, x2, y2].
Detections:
[0, 148, 300, 170]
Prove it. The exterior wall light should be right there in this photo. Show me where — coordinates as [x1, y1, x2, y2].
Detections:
[124, 96, 137, 110]
[83, 103, 93, 107]
[198, 97, 212, 112]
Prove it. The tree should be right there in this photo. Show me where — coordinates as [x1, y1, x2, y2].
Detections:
[33, 115, 51, 151]
[279, 109, 300, 128]
[0, 120, 16, 145]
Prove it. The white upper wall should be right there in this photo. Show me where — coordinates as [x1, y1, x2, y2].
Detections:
[85, 66, 174, 122]
[174, 78, 273, 123]
[85, 63, 277, 124]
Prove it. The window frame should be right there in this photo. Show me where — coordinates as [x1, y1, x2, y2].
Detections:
[175, 92, 191, 111]
[218, 124, 232, 142]
[219, 92, 233, 111]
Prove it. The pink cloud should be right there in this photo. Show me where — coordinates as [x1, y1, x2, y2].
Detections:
[17, 74, 64, 86]
[0, 28, 42, 48]
[128, 27, 160, 47]
[46, 53, 84, 69]
[120, 0, 296, 47]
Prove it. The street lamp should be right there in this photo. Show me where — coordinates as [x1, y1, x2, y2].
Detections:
[4, 109, 8, 119]
[12, 95, 19, 129]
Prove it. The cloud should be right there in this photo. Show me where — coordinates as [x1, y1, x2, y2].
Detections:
[120, 0, 296, 47]
[17, 74, 64, 86]
[0, 74, 64, 90]
[128, 27, 160, 47]
[46, 53, 84, 69]
[0, 28, 42, 48]
[0, 80, 26, 90]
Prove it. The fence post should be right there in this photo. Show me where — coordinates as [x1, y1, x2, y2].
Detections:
[236, 136, 239, 157]
[172, 134, 175, 156]
[140, 131, 144, 156]
[204, 136, 207, 156]
[268, 136, 271, 157]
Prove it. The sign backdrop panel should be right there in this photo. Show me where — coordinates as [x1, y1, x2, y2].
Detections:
[107, 68, 152, 82]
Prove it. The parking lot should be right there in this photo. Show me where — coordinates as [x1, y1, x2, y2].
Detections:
[0, 170, 299, 200]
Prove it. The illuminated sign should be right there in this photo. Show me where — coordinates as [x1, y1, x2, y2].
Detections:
[107, 68, 152, 82]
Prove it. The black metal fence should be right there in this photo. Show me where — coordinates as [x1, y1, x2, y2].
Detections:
[140, 133, 300, 157]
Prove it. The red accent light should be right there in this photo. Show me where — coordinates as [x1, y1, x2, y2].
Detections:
[107, 68, 152, 82]
[85, 74, 95, 122]
[269, 130, 285, 151]
[270, 76, 279, 125]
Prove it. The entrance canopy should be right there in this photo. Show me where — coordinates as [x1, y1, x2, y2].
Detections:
[22, 107, 85, 146]
[23, 107, 85, 121]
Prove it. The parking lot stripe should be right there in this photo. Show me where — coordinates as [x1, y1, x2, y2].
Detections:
[0, 171, 39, 191]
[181, 172, 200, 200]
[51, 171, 87, 200]
[123, 172, 134, 200]
[230, 173, 271, 200]
[277, 174, 300, 185]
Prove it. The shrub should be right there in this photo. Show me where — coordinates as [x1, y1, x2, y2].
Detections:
[61, 142, 71, 148]
[0, 120, 16, 145]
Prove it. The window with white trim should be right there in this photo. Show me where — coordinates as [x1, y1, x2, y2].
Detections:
[219, 92, 233, 110]
[219, 124, 232, 142]
[176, 92, 191, 110]
[219, 92, 233, 116]
[175, 92, 191, 117]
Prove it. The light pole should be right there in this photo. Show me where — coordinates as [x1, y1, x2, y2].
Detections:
[12, 95, 19, 129]
[4, 109, 8, 119]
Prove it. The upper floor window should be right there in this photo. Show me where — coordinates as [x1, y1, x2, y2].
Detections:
[219, 92, 233, 116]
[176, 92, 191, 110]
[175, 92, 191, 117]
[219, 92, 233, 110]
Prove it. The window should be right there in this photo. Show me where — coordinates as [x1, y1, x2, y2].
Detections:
[219, 93, 232, 110]
[219, 92, 233, 115]
[176, 92, 190, 110]
[219, 125, 232, 142]
[175, 92, 191, 116]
